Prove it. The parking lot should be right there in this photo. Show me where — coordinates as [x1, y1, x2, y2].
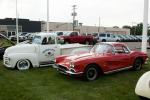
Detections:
[123, 42, 150, 56]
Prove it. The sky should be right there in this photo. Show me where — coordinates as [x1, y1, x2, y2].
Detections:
[0, 0, 147, 27]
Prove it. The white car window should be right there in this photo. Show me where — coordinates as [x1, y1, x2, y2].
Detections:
[32, 36, 42, 44]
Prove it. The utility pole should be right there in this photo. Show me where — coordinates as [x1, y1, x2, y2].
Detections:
[16, 0, 19, 44]
[72, 5, 77, 31]
[98, 17, 100, 33]
[141, 0, 149, 53]
[47, 0, 49, 33]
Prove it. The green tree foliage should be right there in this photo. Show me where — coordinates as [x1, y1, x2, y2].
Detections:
[122, 25, 131, 29]
[113, 26, 119, 28]
[122, 23, 150, 35]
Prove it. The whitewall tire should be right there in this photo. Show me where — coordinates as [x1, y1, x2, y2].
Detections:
[16, 59, 30, 70]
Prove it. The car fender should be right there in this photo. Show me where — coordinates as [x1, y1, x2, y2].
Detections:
[8, 53, 39, 68]
[135, 71, 150, 98]
[130, 51, 148, 64]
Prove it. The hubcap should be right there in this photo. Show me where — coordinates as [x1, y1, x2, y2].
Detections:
[87, 67, 97, 81]
[18, 60, 29, 70]
[135, 59, 141, 70]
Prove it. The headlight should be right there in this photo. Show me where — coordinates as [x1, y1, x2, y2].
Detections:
[70, 61, 75, 68]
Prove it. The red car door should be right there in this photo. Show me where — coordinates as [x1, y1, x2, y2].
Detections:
[112, 45, 132, 69]
[103, 53, 131, 72]
[69, 32, 78, 43]
[103, 45, 131, 72]
[113, 53, 131, 68]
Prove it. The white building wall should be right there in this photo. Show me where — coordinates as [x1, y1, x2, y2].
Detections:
[41, 22, 130, 35]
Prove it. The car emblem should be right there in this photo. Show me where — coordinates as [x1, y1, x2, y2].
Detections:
[43, 49, 55, 57]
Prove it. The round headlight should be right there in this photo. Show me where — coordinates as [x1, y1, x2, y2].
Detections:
[70, 61, 75, 68]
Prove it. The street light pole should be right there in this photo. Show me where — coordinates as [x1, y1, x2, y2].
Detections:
[47, 0, 49, 33]
[141, 0, 149, 53]
[16, 0, 19, 44]
[98, 17, 100, 33]
[72, 5, 77, 31]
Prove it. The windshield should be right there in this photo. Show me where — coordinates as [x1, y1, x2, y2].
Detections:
[63, 32, 72, 36]
[91, 43, 114, 54]
[32, 36, 42, 44]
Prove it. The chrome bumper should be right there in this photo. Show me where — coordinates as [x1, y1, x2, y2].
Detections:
[57, 64, 83, 75]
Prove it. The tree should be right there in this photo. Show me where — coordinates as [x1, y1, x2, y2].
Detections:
[123, 23, 150, 35]
[113, 26, 119, 28]
[122, 25, 131, 29]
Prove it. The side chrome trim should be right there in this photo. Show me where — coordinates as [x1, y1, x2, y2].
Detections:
[40, 64, 55, 67]
[104, 66, 132, 74]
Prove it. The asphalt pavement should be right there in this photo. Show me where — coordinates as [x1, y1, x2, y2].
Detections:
[123, 42, 150, 56]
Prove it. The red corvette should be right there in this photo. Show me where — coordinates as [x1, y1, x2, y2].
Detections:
[56, 42, 148, 81]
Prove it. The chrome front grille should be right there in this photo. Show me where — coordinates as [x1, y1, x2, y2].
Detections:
[58, 65, 68, 71]
[4, 57, 10, 65]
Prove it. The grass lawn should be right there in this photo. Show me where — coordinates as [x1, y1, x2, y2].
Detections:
[0, 60, 149, 100]
[0, 38, 15, 47]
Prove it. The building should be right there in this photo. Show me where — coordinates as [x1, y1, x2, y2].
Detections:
[0, 18, 130, 37]
[41, 22, 130, 35]
[0, 18, 41, 37]
[0, 25, 22, 37]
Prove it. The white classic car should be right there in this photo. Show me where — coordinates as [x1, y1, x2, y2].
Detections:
[135, 71, 150, 99]
[3, 32, 92, 70]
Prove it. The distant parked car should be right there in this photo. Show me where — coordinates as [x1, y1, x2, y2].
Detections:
[9, 32, 32, 42]
[9, 34, 24, 42]
[61, 31, 97, 45]
[52, 31, 65, 36]
[97, 33, 121, 42]
[56, 42, 148, 81]
[135, 71, 150, 99]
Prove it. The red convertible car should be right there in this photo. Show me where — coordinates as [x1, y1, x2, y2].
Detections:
[56, 42, 148, 81]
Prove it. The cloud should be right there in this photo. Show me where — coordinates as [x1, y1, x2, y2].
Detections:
[0, 0, 147, 27]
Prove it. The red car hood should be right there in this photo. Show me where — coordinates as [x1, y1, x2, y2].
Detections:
[65, 53, 95, 61]
[57, 53, 94, 68]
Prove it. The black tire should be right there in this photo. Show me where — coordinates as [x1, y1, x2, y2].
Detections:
[132, 58, 142, 71]
[85, 41, 90, 45]
[16, 59, 30, 70]
[93, 39, 97, 45]
[139, 96, 150, 100]
[65, 41, 69, 44]
[116, 40, 120, 42]
[83, 65, 99, 81]
[102, 39, 106, 42]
